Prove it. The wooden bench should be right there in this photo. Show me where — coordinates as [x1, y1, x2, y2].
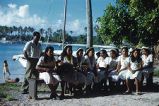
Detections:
[28, 78, 45, 99]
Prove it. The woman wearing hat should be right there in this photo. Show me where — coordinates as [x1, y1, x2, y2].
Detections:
[75, 48, 87, 94]
[58, 45, 78, 97]
[110, 46, 130, 89]
[106, 49, 119, 91]
[96, 49, 108, 92]
[125, 48, 143, 95]
[83, 47, 96, 94]
[141, 47, 154, 86]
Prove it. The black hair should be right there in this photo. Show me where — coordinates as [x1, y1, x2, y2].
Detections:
[110, 49, 117, 57]
[61, 45, 72, 59]
[131, 48, 142, 63]
[76, 48, 83, 56]
[44, 46, 54, 63]
[121, 46, 128, 52]
[142, 48, 151, 55]
[33, 31, 40, 37]
[15, 78, 20, 82]
[4, 60, 7, 63]
[100, 49, 108, 57]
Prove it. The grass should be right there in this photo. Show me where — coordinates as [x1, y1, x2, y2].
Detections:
[0, 83, 21, 101]
[154, 69, 159, 77]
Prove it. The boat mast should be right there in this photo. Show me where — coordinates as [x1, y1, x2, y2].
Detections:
[62, 0, 67, 49]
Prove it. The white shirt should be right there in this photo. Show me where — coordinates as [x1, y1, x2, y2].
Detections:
[23, 40, 42, 58]
[97, 57, 107, 68]
[141, 54, 153, 67]
[105, 57, 118, 71]
[130, 60, 141, 71]
[37, 56, 55, 67]
[117, 55, 130, 69]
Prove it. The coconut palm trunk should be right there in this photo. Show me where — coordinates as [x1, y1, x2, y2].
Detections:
[86, 0, 93, 48]
[62, 0, 67, 49]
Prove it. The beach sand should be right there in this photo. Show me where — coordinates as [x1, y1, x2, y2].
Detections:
[1, 65, 159, 106]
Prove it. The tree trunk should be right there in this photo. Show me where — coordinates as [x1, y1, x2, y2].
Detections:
[62, 0, 67, 49]
[86, 0, 93, 48]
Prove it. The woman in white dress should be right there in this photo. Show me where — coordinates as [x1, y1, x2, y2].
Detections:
[36, 46, 60, 99]
[141, 47, 154, 86]
[125, 48, 142, 95]
[117, 47, 130, 81]
[106, 49, 118, 90]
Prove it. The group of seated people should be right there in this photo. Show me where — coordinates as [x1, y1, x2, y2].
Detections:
[35, 45, 154, 99]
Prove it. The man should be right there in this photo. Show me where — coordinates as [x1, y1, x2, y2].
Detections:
[21, 31, 42, 94]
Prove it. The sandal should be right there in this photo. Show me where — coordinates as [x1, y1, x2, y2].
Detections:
[135, 92, 142, 95]
[50, 93, 60, 100]
[124, 90, 132, 94]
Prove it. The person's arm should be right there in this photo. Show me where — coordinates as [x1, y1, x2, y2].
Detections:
[128, 62, 132, 72]
[115, 61, 121, 73]
[36, 65, 50, 72]
[23, 42, 31, 60]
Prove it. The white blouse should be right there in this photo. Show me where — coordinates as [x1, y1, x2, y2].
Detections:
[141, 54, 153, 67]
[97, 57, 107, 68]
[118, 55, 130, 70]
[105, 57, 118, 71]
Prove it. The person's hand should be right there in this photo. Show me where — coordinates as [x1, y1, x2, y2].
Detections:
[45, 68, 50, 72]
[58, 61, 63, 66]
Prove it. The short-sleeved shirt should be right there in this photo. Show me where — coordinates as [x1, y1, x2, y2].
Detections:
[141, 54, 153, 67]
[130, 60, 142, 71]
[117, 55, 130, 69]
[105, 57, 118, 71]
[23, 40, 42, 58]
[37, 56, 56, 68]
[62, 56, 77, 66]
[84, 55, 96, 70]
[97, 57, 107, 68]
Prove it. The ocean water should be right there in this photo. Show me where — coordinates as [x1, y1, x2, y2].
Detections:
[0, 42, 102, 83]
[0, 43, 25, 83]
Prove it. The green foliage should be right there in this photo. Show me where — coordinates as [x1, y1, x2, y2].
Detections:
[97, 0, 159, 47]
[0, 83, 20, 101]
[154, 69, 159, 77]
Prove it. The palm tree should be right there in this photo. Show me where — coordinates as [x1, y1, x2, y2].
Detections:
[86, 0, 93, 47]
[62, 0, 67, 49]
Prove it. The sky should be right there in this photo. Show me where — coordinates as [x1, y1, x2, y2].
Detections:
[0, 0, 115, 36]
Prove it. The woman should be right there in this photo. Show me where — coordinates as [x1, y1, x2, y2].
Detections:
[107, 49, 118, 90]
[96, 49, 108, 91]
[117, 47, 130, 81]
[58, 45, 78, 97]
[36, 46, 60, 99]
[125, 48, 142, 95]
[83, 47, 96, 94]
[141, 47, 154, 86]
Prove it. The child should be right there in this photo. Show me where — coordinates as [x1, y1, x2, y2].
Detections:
[3, 60, 11, 79]
[5, 77, 20, 83]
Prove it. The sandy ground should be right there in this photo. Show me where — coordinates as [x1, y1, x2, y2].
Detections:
[2, 90, 159, 106]
[1, 65, 159, 106]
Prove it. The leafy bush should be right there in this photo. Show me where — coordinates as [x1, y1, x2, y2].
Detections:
[154, 69, 159, 77]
